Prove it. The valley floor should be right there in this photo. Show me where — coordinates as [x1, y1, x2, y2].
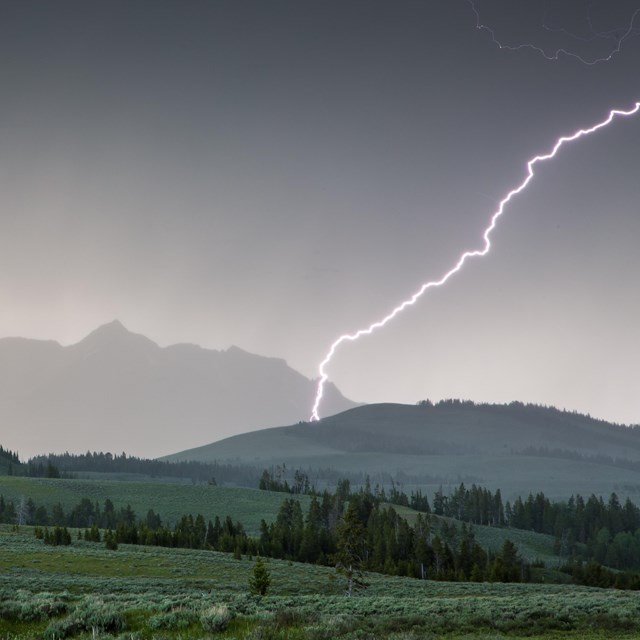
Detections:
[2, 525, 640, 640]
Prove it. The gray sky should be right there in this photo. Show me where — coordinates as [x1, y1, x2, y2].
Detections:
[1, 0, 639, 426]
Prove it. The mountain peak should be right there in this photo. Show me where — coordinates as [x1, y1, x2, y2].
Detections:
[95, 319, 127, 334]
[74, 320, 158, 353]
[0, 321, 358, 459]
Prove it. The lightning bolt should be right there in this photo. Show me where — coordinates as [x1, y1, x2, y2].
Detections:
[542, 2, 638, 47]
[469, 0, 640, 65]
[310, 102, 640, 421]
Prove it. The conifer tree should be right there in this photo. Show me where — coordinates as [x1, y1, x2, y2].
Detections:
[335, 504, 368, 596]
[249, 555, 271, 596]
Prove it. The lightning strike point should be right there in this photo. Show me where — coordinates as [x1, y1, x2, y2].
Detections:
[310, 102, 640, 422]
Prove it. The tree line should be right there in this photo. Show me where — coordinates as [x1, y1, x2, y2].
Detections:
[257, 489, 528, 587]
[0, 445, 20, 465]
[8, 478, 640, 590]
[516, 446, 640, 474]
[5, 486, 527, 587]
[373, 480, 640, 575]
[504, 490, 640, 569]
[25, 451, 260, 486]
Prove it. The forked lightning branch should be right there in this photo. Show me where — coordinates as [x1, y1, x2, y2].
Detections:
[310, 102, 640, 421]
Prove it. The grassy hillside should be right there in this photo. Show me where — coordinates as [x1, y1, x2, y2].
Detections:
[164, 402, 640, 501]
[168, 402, 640, 461]
[1, 475, 568, 566]
[0, 476, 310, 534]
[389, 503, 561, 566]
[2, 524, 639, 639]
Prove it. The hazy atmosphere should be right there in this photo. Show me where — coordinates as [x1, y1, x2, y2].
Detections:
[2, 0, 639, 427]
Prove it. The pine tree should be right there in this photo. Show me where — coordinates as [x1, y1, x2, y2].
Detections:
[334, 504, 368, 596]
[105, 529, 118, 551]
[249, 555, 271, 596]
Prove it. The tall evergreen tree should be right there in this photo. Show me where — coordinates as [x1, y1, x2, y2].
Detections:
[249, 556, 271, 596]
[335, 504, 368, 596]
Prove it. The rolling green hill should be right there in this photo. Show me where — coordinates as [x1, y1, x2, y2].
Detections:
[0, 476, 310, 534]
[164, 401, 640, 501]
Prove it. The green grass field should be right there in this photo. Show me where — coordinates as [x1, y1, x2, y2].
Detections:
[0, 476, 567, 568]
[2, 524, 640, 639]
[0, 476, 311, 534]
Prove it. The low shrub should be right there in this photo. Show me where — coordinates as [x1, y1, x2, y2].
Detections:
[43, 617, 79, 640]
[42, 600, 125, 639]
[246, 626, 306, 640]
[200, 604, 232, 632]
[74, 600, 125, 634]
[19, 596, 69, 622]
[0, 601, 21, 622]
[148, 608, 198, 630]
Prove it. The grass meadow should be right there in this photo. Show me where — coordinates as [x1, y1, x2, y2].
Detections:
[0, 476, 310, 534]
[2, 524, 640, 639]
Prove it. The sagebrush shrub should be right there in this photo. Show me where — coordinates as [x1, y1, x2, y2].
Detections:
[200, 604, 232, 632]
[148, 608, 198, 630]
[43, 617, 79, 640]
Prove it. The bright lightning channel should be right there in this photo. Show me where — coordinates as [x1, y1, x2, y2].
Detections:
[310, 102, 640, 422]
[469, 0, 640, 65]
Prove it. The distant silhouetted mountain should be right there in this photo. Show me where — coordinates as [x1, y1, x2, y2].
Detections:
[165, 401, 640, 500]
[0, 320, 358, 458]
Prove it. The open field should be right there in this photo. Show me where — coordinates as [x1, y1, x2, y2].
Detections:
[0, 476, 310, 534]
[2, 525, 640, 639]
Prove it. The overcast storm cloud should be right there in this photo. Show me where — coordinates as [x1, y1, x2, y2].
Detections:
[1, 0, 639, 427]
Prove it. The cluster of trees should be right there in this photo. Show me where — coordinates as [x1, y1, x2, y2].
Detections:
[112, 511, 252, 557]
[562, 559, 640, 590]
[0, 494, 140, 529]
[374, 481, 504, 527]
[383, 483, 640, 576]
[34, 525, 72, 546]
[431, 484, 504, 526]
[503, 491, 640, 565]
[257, 489, 528, 584]
[0, 495, 50, 526]
[0, 445, 20, 465]
[258, 465, 313, 494]
[0, 445, 21, 476]
[20, 494, 254, 557]
[258, 470, 433, 514]
[24, 460, 64, 479]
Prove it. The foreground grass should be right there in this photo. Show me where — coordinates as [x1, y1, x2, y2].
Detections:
[2, 526, 640, 639]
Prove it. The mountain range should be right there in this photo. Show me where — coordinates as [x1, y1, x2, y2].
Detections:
[0, 320, 357, 459]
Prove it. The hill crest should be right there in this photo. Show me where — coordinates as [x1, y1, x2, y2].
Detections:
[164, 400, 640, 500]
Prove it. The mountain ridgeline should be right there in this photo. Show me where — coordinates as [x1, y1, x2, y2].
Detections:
[0, 321, 357, 459]
[165, 401, 640, 501]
